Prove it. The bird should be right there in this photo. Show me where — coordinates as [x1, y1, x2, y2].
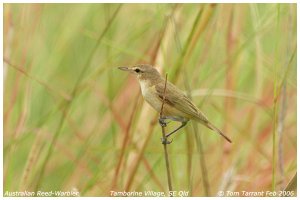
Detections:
[118, 64, 232, 144]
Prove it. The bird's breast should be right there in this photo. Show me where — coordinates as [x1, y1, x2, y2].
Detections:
[139, 80, 162, 112]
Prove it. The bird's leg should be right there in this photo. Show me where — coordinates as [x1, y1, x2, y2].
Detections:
[159, 118, 188, 144]
[160, 121, 188, 144]
[159, 117, 173, 144]
[161, 137, 173, 145]
[165, 121, 188, 138]
[158, 117, 170, 127]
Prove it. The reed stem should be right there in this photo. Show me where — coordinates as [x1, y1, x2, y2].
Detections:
[159, 74, 173, 196]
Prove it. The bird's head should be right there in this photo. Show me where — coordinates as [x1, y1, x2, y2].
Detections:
[118, 64, 161, 81]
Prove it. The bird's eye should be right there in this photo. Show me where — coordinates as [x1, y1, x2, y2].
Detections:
[135, 68, 141, 73]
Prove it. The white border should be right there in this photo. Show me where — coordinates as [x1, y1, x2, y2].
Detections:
[1, 1, 298, 200]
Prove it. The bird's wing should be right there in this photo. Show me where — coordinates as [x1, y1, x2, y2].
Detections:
[156, 81, 232, 143]
[155, 81, 209, 122]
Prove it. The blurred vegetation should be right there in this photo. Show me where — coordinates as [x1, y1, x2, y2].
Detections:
[3, 3, 296, 197]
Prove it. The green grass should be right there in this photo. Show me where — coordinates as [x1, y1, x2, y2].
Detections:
[4, 3, 297, 197]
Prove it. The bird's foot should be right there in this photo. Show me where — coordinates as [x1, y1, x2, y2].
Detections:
[161, 137, 173, 144]
[158, 118, 167, 127]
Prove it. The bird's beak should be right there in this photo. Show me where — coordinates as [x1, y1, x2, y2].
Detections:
[118, 66, 132, 72]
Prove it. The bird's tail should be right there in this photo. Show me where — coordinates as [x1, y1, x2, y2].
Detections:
[205, 122, 232, 143]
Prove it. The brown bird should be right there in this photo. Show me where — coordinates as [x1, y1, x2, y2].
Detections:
[119, 64, 232, 144]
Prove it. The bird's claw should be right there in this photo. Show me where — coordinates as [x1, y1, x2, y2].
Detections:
[159, 118, 167, 127]
[161, 137, 173, 144]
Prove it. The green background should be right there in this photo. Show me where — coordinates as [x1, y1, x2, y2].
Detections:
[4, 3, 297, 197]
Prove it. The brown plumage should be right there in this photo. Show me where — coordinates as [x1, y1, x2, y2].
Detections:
[118, 64, 232, 143]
